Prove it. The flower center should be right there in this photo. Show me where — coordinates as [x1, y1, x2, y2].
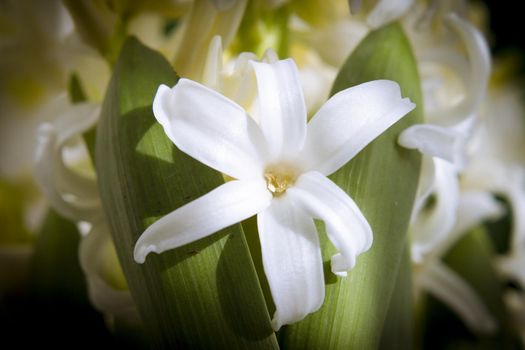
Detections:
[264, 165, 297, 196]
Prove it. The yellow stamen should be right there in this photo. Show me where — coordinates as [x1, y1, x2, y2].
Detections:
[264, 166, 296, 196]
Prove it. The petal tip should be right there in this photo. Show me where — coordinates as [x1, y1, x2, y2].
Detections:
[331, 253, 354, 276]
[403, 98, 416, 111]
[271, 317, 281, 331]
[333, 270, 348, 277]
[133, 242, 158, 264]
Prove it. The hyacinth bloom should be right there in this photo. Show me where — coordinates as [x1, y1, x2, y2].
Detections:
[133, 58, 415, 329]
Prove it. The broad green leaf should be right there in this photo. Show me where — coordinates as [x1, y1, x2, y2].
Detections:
[96, 37, 278, 348]
[31, 210, 85, 298]
[379, 242, 414, 349]
[280, 22, 422, 349]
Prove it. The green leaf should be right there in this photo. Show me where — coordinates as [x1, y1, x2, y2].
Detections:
[96, 37, 278, 348]
[30, 210, 85, 298]
[379, 242, 414, 349]
[280, 22, 422, 349]
[0, 179, 34, 245]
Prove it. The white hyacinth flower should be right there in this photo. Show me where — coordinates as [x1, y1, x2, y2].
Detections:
[133, 58, 415, 329]
[33, 100, 101, 222]
[400, 12, 490, 166]
[400, 11, 491, 257]
[33, 98, 138, 322]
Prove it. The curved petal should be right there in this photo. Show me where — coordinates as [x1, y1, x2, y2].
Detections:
[417, 260, 497, 334]
[153, 80, 269, 180]
[301, 80, 415, 175]
[33, 103, 101, 222]
[251, 59, 307, 161]
[432, 191, 504, 258]
[80, 220, 139, 323]
[398, 123, 467, 166]
[411, 158, 459, 262]
[366, 0, 414, 28]
[424, 14, 490, 126]
[446, 13, 491, 118]
[134, 179, 272, 263]
[287, 171, 372, 276]
[257, 196, 324, 330]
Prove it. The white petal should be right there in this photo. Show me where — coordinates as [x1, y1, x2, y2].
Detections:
[80, 220, 139, 323]
[201, 35, 223, 91]
[287, 171, 372, 276]
[366, 0, 414, 28]
[153, 79, 269, 180]
[262, 48, 279, 63]
[301, 80, 415, 175]
[33, 103, 101, 222]
[411, 158, 459, 262]
[251, 59, 307, 160]
[257, 196, 324, 330]
[221, 52, 259, 112]
[134, 179, 272, 263]
[417, 260, 497, 334]
[398, 124, 467, 166]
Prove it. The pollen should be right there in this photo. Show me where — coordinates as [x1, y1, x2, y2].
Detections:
[264, 165, 296, 196]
